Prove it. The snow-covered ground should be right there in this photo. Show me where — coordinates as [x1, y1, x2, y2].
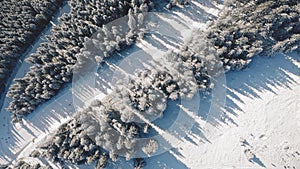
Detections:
[1, 1, 299, 168]
[145, 52, 300, 169]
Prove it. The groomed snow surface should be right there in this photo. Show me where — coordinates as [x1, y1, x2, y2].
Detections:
[0, 1, 299, 168]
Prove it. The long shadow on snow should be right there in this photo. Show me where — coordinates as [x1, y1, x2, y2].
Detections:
[164, 53, 299, 168]
[192, 52, 299, 167]
[201, 52, 299, 133]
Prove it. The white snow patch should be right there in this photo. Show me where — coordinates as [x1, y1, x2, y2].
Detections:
[145, 53, 300, 169]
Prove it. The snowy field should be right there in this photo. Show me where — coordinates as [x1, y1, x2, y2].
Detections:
[145, 52, 300, 169]
[0, 0, 299, 168]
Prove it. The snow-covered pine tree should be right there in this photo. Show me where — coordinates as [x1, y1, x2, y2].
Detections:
[7, 0, 153, 116]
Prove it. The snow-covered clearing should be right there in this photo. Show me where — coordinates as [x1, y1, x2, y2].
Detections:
[145, 53, 300, 169]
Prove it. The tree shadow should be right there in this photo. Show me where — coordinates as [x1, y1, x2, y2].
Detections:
[144, 151, 190, 169]
[198, 52, 299, 132]
[179, 52, 299, 167]
[147, 52, 299, 168]
[169, 0, 219, 25]
[224, 52, 299, 116]
[251, 154, 266, 168]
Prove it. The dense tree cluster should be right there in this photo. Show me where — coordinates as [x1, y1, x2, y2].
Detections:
[35, 41, 215, 168]
[32, 118, 109, 166]
[5, 160, 52, 169]
[110, 49, 203, 123]
[34, 101, 143, 167]
[74, 7, 148, 74]
[0, 0, 64, 96]
[32, 11, 237, 164]
[205, 0, 300, 70]
[7, 0, 153, 117]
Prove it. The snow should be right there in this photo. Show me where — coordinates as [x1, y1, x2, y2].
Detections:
[144, 52, 300, 169]
[1, 0, 299, 168]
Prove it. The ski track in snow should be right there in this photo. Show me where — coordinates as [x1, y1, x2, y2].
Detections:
[1, 1, 299, 169]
